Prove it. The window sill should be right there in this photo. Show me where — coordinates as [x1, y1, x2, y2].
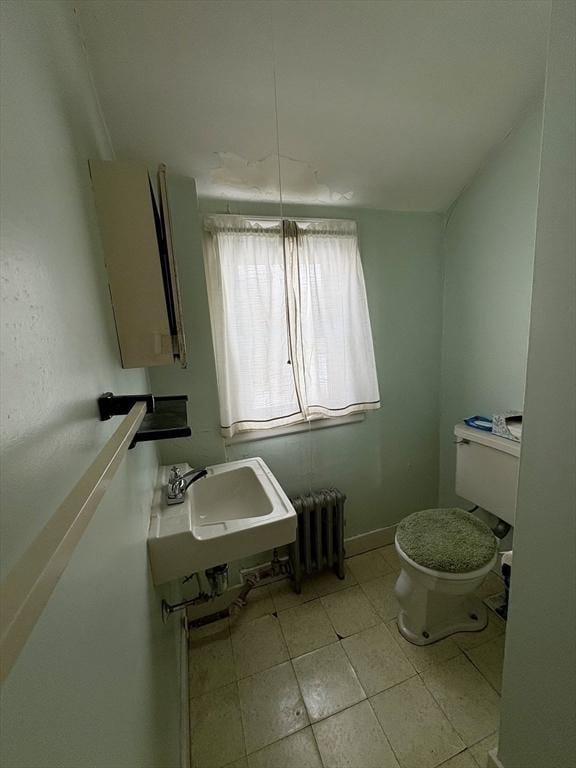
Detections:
[224, 413, 365, 445]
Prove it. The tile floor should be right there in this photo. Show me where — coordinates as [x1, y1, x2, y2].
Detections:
[189, 545, 505, 768]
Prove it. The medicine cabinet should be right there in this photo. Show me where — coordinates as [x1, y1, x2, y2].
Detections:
[89, 161, 187, 368]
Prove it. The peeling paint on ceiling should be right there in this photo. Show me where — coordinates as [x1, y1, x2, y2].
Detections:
[209, 152, 354, 204]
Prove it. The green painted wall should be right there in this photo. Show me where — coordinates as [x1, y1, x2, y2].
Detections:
[150, 186, 445, 538]
[499, 3, 576, 766]
[0, 3, 180, 766]
[438, 105, 543, 507]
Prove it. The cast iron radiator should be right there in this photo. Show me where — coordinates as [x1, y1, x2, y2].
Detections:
[289, 489, 346, 593]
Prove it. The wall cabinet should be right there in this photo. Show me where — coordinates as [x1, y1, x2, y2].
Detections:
[89, 161, 186, 368]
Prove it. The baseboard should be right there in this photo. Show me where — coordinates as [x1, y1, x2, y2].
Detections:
[344, 525, 396, 557]
[487, 747, 505, 768]
[179, 616, 191, 768]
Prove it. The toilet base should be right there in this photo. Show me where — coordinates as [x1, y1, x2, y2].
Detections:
[397, 596, 488, 646]
[394, 533, 497, 646]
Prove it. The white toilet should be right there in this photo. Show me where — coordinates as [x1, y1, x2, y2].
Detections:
[394, 423, 520, 645]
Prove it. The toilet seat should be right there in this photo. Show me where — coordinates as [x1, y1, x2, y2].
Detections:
[395, 540, 497, 584]
[396, 507, 497, 574]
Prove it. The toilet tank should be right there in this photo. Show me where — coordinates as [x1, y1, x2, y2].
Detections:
[454, 423, 521, 526]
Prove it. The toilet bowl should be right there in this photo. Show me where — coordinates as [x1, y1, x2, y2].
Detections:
[393, 422, 519, 646]
[394, 526, 497, 645]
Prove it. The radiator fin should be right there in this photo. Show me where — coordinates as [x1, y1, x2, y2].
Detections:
[289, 488, 346, 593]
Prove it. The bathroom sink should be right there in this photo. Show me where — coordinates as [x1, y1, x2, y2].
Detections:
[147, 457, 297, 584]
[194, 466, 274, 524]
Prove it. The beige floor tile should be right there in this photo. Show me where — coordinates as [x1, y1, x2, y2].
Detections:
[313, 700, 400, 768]
[361, 573, 401, 621]
[371, 676, 465, 768]
[437, 751, 477, 768]
[466, 636, 505, 693]
[190, 682, 245, 768]
[453, 611, 506, 651]
[468, 732, 498, 767]
[308, 564, 357, 596]
[278, 599, 337, 657]
[342, 623, 416, 696]
[386, 619, 462, 673]
[378, 544, 402, 572]
[269, 578, 319, 612]
[247, 727, 322, 768]
[238, 662, 308, 754]
[346, 550, 393, 582]
[232, 615, 289, 679]
[421, 655, 500, 746]
[231, 586, 275, 625]
[189, 618, 235, 698]
[292, 641, 366, 722]
[475, 572, 505, 600]
[321, 585, 379, 637]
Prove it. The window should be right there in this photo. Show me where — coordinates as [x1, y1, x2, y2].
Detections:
[203, 214, 380, 437]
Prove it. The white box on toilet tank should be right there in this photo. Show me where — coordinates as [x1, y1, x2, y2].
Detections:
[454, 423, 520, 526]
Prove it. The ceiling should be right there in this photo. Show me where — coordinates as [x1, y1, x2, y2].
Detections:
[77, 0, 550, 212]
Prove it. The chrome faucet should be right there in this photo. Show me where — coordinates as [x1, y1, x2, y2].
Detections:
[166, 465, 208, 505]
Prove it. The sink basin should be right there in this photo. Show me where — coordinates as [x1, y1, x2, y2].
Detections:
[147, 457, 297, 584]
[194, 466, 273, 525]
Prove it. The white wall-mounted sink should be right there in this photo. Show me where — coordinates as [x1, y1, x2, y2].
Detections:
[147, 457, 297, 584]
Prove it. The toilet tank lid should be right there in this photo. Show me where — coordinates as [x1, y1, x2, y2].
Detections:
[454, 423, 521, 458]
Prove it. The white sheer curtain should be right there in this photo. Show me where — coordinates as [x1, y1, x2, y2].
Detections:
[295, 219, 380, 417]
[203, 214, 380, 437]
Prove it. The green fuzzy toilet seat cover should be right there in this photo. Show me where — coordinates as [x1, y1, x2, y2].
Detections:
[396, 508, 497, 573]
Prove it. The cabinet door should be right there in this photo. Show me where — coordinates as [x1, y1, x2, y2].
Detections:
[158, 164, 187, 367]
[89, 160, 174, 368]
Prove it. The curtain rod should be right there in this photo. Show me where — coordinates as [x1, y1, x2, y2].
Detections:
[203, 212, 357, 225]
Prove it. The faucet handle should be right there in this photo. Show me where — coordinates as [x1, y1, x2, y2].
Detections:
[169, 465, 182, 483]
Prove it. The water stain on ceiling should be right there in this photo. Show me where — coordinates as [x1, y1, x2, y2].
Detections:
[209, 152, 354, 204]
